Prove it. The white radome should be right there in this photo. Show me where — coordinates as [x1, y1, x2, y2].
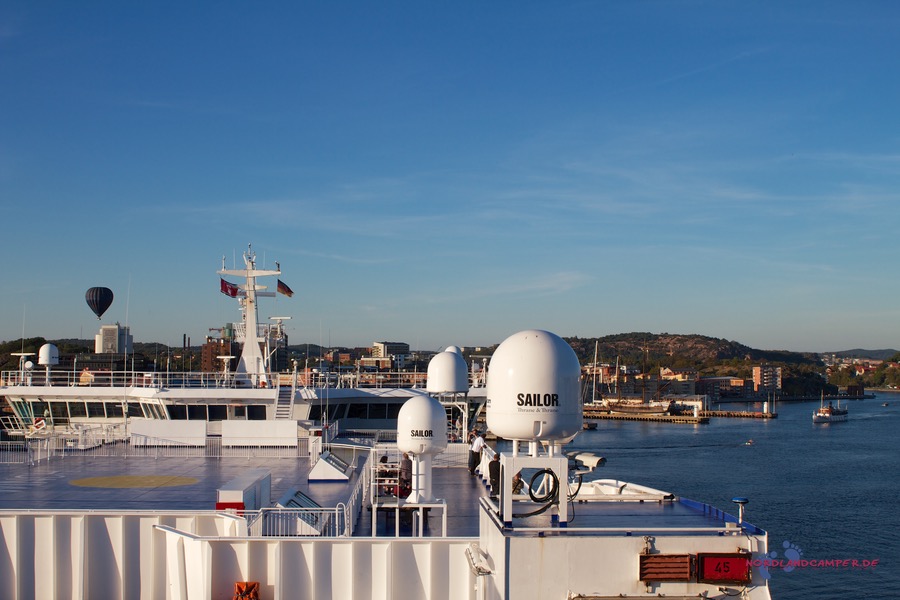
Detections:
[486, 329, 582, 442]
[396, 393, 448, 456]
[426, 350, 468, 394]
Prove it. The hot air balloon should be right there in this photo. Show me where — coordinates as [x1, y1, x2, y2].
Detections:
[85, 287, 114, 320]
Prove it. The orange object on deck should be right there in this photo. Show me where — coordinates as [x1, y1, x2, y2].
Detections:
[233, 581, 259, 599]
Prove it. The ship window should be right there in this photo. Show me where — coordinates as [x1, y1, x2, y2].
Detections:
[105, 402, 123, 418]
[369, 404, 387, 419]
[387, 403, 403, 418]
[308, 406, 322, 420]
[50, 402, 68, 419]
[248, 405, 266, 420]
[9, 400, 27, 420]
[346, 404, 368, 419]
[234, 406, 247, 418]
[126, 403, 143, 417]
[208, 405, 227, 421]
[167, 405, 187, 420]
[68, 401, 87, 417]
[327, 404, 344, 420]
[87, 402, 106, 418]
[187, 405, 207, 421]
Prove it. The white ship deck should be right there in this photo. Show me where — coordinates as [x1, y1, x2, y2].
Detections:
[0, 444, 771, 599]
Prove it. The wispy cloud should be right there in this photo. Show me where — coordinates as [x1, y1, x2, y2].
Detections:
[655, 46, 776, 87]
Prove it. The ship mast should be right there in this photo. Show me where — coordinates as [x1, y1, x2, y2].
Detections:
[218, 244, 281, 387]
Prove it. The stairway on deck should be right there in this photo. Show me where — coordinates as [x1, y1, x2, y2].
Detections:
[275, 385, 293, 419]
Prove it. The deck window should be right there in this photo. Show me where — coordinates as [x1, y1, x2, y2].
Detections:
[346, 403, 368, 419]
[208, 405, 227, 421]
[67, 401, 87, 417]
[105, 402, 123, 418]
[248, 405, 267, 420]
[166, 405, 187, 420]
[126, 403, 143, 417]
[368, 404, 387, 419]
[187, 405, 207, 421]
[327, 403, 344, 421]
[87, 402, 106, 418]
[50, 402, 68, 420]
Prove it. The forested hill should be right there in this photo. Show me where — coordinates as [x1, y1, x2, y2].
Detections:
[827, 348, 898, 361]
[564, 333, 821, 369]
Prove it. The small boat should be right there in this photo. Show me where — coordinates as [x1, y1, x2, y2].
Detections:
[744, 439, 754, 446]
[812, 395, 848, 423]
[583, 421, 597, 430]
[606, 398, 673, 415]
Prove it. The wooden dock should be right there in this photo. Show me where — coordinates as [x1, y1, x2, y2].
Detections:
[699, 410, 777, 419]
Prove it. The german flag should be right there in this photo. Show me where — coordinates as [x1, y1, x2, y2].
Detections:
[277, 279, 294, 297]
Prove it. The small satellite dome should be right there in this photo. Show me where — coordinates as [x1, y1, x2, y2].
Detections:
[39, 344, 60, 366]
[397, 393, 448, 456]
[445, 345, 462, 355]
[486, 329, 582, 443]
[426, 351, 468, 393]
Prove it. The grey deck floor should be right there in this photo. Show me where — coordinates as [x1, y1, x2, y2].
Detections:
[0, 453, 490, 538]
[0, 454, 731, 538]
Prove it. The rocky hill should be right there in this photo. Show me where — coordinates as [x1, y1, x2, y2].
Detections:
[564, 333, 821, 368]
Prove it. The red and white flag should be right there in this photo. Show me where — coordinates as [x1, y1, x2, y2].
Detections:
[220, 278, 239, 298]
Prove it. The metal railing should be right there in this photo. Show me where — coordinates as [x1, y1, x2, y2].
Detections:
[0, 441, 29, 464]
[243, 506, 348, 537]
[238, 450, 371, 538]
[1, 369, 240, 390]
[3, 368, 489, 391]
[0, 431, 312, 464]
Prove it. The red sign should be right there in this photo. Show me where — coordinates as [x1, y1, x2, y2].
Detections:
[697, 553, 752, 584]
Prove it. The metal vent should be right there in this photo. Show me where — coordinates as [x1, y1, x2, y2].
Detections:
[638, 553, 693, 582]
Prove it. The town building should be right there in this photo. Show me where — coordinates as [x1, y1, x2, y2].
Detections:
[752, 365, 782, 395]
[94, 324, 133, 354]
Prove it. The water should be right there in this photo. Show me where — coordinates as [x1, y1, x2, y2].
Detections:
[568, 392, 899, 599]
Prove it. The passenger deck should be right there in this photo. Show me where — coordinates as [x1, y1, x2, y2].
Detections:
[0, 446, 748, 537]
[0, 443, 771, 600]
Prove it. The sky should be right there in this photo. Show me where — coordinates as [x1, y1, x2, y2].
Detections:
[2, 1, 899, 354]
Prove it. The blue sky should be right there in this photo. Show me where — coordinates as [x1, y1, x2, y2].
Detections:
[2, 2, 899, 353]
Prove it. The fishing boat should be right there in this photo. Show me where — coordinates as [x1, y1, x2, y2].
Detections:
[812, 395, 849, 423]
[0, 326, 772, 599]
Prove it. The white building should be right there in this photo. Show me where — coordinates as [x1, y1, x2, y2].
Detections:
[94, 323, 133, 354]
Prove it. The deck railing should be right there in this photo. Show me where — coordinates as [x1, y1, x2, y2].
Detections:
[243, 505, 349, 537]
[2, 368, 488, 390]
[0, 431, 312, 464]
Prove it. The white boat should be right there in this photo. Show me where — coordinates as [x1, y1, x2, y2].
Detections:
[0, 246, 484, 442]
[812, 398, 849, 423]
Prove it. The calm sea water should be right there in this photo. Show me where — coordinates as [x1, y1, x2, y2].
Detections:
[568, 392, 899, 600]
